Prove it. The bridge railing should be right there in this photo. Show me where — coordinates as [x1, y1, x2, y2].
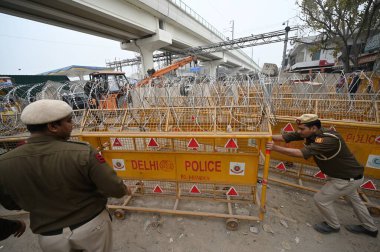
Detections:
[169, 0, 226, 41]
[169, 0, 258, 69]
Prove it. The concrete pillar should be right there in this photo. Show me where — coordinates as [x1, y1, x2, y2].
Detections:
[121, 29, 172, 77]
[209, 63, 218, 78]
[204, 58, 226, 78]
[230, 66, 242, 76]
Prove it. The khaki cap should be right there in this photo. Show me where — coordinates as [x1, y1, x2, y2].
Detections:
[295, 114, 319, 125]
[21, 99, 73, 125]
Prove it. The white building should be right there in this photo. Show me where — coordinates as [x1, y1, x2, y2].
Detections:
[286, 32, 380, 73]
[286, 35, 336, 73]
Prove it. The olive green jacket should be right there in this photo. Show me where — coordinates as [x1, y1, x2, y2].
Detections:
[283, 128, 363, 179]
[0, 135, 125, 234]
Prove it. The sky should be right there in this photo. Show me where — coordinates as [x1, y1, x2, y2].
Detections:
[0, 0, 299, 76]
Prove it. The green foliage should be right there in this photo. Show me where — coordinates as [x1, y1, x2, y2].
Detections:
[297, 0, 379, 71]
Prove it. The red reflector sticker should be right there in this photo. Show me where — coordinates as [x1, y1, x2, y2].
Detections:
[95, 153, 105, 163]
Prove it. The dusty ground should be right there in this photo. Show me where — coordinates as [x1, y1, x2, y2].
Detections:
[1, 181, 379, 252]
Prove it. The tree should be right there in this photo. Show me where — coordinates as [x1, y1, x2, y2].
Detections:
[297, 0, 380, 72]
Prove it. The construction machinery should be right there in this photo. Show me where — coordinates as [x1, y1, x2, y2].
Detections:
[136, 55, 198, 87]
[84, 71, 130, 109]
[83, 57, 197, 109]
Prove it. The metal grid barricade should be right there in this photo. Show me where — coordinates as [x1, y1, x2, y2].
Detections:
[80, 121, 272, 230]
[1, 72, 380, 220]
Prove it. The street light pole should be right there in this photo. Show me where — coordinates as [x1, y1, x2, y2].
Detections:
[281, 22, 291, 70]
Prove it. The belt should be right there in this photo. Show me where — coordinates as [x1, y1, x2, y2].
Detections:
[340, 175, 363, 181]
[40, 209, 104, 236]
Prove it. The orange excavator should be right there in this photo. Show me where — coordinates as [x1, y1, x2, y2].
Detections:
[136, 55, 198, 87]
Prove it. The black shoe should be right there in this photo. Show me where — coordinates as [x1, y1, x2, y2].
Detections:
[313, 222, 340, 234]
[345, 225, 378, 238]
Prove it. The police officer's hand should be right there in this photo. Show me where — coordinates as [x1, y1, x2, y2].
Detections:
[266, 141, 275, 151]
[14, 220, 26, 238]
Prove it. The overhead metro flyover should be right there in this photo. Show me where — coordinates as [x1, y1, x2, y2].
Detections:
[0, 0, 263, 74]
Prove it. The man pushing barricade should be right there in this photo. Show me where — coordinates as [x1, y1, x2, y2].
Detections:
[0, 99, 131, 251]
[266, 114, 378, 237]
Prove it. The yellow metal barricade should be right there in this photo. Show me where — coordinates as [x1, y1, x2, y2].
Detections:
[80, 129, 272, 230]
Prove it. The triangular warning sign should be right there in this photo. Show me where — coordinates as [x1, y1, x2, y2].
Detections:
[226, 187, 239, 196]
[113, 138, 122, 147]
[225, 138, 238, 149]
[313, 171, 327, 179]
[189, 185, 201, 194]
[275, 162, 286, 171]
[187, 138, 199, 149]
[147, 138, 159, 147]
[153, 185, 163, 193]
[283, 123, 295, 132]
[375, 136, 380, 144]
[360, 180, 377, 191]
[329, 126, 336, 132]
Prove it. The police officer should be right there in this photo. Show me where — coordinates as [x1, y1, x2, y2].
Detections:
[266, 114, 378, 237]
[0, 99, 130, 251]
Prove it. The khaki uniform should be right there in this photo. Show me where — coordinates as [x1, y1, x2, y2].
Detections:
[0, 135, 125, 251]
[38, 209, 112, 252]
[283, 128, 377, 231]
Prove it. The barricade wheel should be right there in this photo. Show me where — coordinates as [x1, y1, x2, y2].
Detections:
[226, 218, 239, 231]
[114, 209, 125, 220]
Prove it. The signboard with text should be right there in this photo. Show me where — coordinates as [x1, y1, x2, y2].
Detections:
[102, 151, 258, 185]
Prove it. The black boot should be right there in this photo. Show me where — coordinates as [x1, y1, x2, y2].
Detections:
[313, 222, 340, 234]
[345, 225, 378, 238]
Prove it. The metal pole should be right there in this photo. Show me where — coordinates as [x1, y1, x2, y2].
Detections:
[259, 122, 272, 220]
[231, 20, 234, 40]
[281, 25, 291, 69]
